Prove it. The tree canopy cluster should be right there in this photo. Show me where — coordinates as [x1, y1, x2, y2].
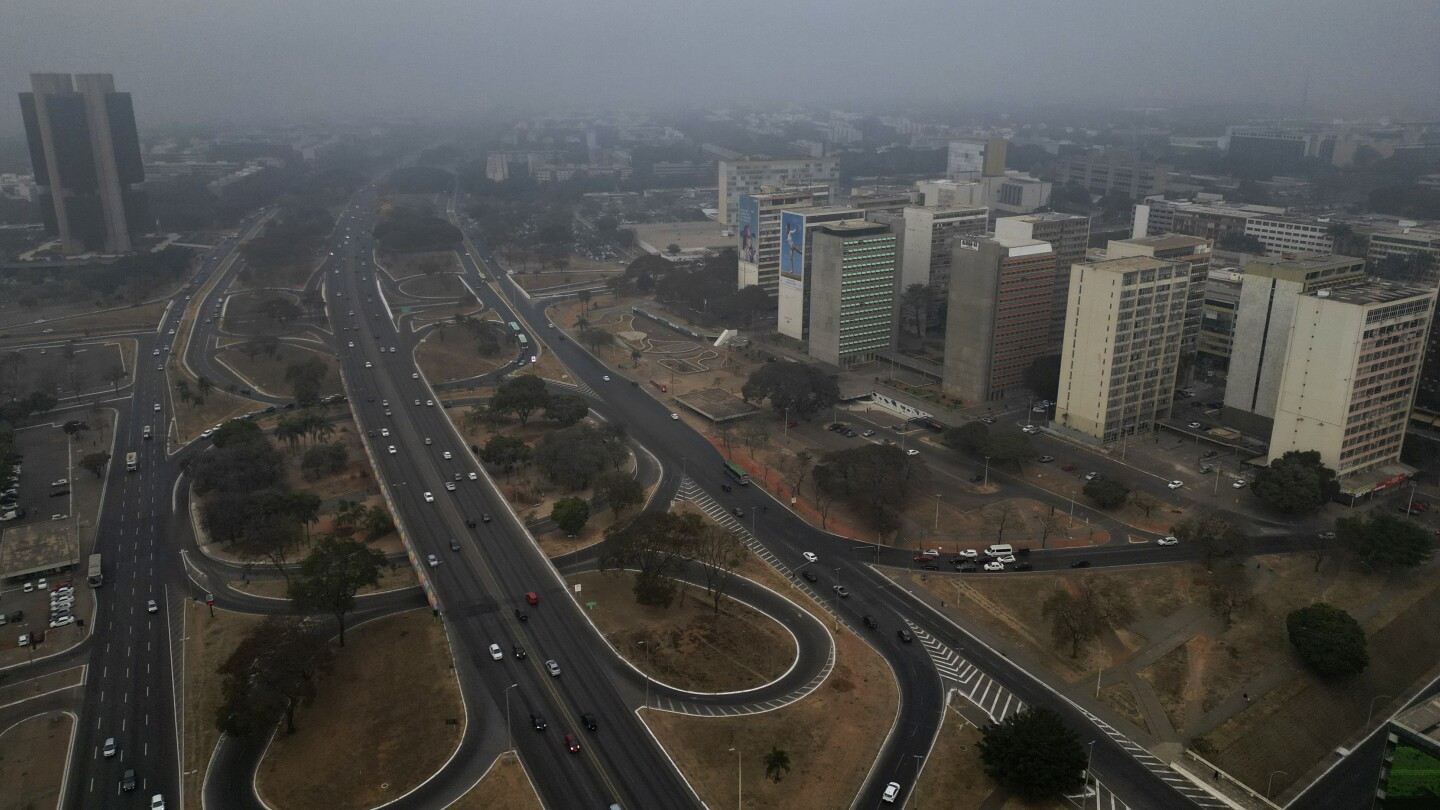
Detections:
[533, 423, 628, 490]
[647, 250, 774, 327]
[813, 443, 928, 534]
[384, 165, 456, 195]
[1335, 510, 1437, 569]
[941, 422, 1036, 467]
[601, 511, 740, 609]
[283, 357, 329, 406]
[1252, 450, 1338, 515]
[1287, 602, 1368, 678]
[216, 617, 331, 737]
[1041, 576, 1136, 658]
[5, 245, 194, 309]
[373, 201, 462, 253]
[1082, 476, 1130, 509]
[977, 706, 1088, 801]
[742, 362, 840, 421]
[240, 205, 334, 273]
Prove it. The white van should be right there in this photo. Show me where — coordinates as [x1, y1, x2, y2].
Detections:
[985, 544, 1014, 558]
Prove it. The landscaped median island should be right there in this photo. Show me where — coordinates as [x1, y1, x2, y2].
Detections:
[911, 709, 1065, 809]
[568, 570, 795, 692]
[0, 710, 74, 810]
[181, 603, 267, 810]
[445, 756, 544, 810]
[254, 609, 464, 810]
[635, 504, 899, 809]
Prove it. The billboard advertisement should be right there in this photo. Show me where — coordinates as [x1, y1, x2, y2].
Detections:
[780, 210, 805, 284]
[738, 196, 759, 264]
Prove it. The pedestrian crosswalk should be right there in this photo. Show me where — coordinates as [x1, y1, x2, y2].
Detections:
[909, 621, 1025, 724]
[1075, 707, 1229, 809]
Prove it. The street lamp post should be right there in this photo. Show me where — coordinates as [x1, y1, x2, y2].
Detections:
[983, 456, 991, 487]
[934, 494, 942, 532]
[504, 683, 519, 756]
[911, 754, 923, 809]
[638, 640, 651, 709]
[727, 747, 742, 809]
[751, 506, 757, 536]
[1368, 694, 1394, 725]
[1267, 770, 1288, 800]
[1086, 739, 1097, 805]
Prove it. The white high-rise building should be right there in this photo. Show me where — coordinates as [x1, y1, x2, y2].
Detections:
[717, 157, 840, 228]
[735, 186, 833, 297]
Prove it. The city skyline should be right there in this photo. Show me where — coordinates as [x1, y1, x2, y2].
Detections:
[2, 0, 1439, 137]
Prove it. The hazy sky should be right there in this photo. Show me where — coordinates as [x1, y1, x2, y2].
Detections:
[3, 0, 1438, 136]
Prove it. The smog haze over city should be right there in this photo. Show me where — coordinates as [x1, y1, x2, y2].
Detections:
[3, 0, 1439, 132]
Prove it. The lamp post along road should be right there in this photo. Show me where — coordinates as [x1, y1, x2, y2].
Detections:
[728, 747, 742, 809]
[504, 683, 519, 756]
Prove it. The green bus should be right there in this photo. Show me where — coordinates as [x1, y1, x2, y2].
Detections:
[723, 460, 750, 485]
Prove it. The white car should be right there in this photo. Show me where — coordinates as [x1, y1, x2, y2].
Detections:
[411, 372, 419, 379]
[423, 491, 435, 503]
[387, 445, 397, 454]
[425, 438, 433, 445]
[1021, 425, 1040, 434]
[802, 552, 818, 563]
[955, 549, 977, 558]
[154, 403, 161, 412]
[442, 451, 452, 460]
[427, 554, 438, 567]
[488, 643, 503, 661]
[1232, 479, 1247, 489]
[445, 482, 456, 492]
[602, 375, 611, 382]
[906, 449, 920, 456]
[103, 737, 117, 757]
[467, 472, 478, 480]
[426, 399, 434, 407]
[882, 782, 902, 803]
[348, 341, 354, 348]
[414, 399, 421, 406]
[1167, 480, 1184, 489]
[1157, 536, 1179, 546]
[365, 362, 372, 369]
[380, 428, 390, 437]
[995, 554, 1016, 564]
[1187, 422, 1202, 429]
[147, 599, 158, 613]
[983, 561, 1005, 572]
[670, 413, 679, 420]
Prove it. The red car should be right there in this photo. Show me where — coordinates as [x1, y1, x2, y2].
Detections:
[913, 553, 937, 562]
[525, 592, 539, 605]
[1061, 463, 1076, 472]
[564, 733, 581, 753]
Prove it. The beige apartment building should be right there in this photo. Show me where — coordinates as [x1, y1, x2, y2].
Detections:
[1268, 281, 1435, 481]
[717, 157, 840, 228]
[1055, 256, 1193, 444]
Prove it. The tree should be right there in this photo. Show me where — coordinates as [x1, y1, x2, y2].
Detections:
[103, 364, 126, 394]
[1082, 477, 1130, 509]
[579, 328, 615, 351]
[1172, 512, 1248, 566]
[666, 243, 681, 256]
[942, 422, 990, 455]
[533, 423, 626, 490]
[489, 375, 550, 426]
[212, 418, 263, 448]
[600, 512, 705, 607]
[79, 451, 110, 478]
[741, 363, 839, 421]
[977, 706, 1087, 801]
[1208, 561, 1253, 626]
[1287, 602, 1368, 678]
[1336, 510, 1437, 569]
[62, 420, 88, 438]
[551, 497, 590, 534]
[594, 470, 644, 519]
[982, 503, 1022, 543]
[983, 432, 1035, 467]
[692, 523, 744, 613]
[300, 442, 348, 479]
[544, 393, 589, 426]
[283, 357, 328, 407]
[763, 747, 791, 783]
[1129, 491, 1159, 518]
[196, 375, 214, 402]
[1023, 355, 1063, 402]
[1041, 577, 1136, 658]
[783, 450, 813, 501]
[813, 444, 928, 534]
[215, 617, 331, 736]
[479, 434, 530, 469]
[1252, 451, 1337, 515]
[898, 283, 933, 338]
[288, 536, 386, 647]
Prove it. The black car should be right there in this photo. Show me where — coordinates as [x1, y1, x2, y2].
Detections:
[450, 538, 461, 551]
[959, 562, 978, 572]
[920, 562, 940, 571]
[513, 644, 527, 659]
[721, 484, 732, 492]
[482, 514, 492, 523]
[969, 474, 984, 483]
[465, 519, 476, 528]
[121, 769, 137, 791]
[530, 712, 547, 731]
[1013, 562, 1034, 571]
[862, 615, 878, 629]
[801, 569, 818, 583]
[1070, 560, 1091, 569]
[515, 608, 528, 621]
[732, 507, 745, 517]
[897, 629, 914, 643]
[581, 712, 598, 731]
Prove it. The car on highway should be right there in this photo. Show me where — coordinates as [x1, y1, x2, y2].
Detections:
[906, 448, 920, 456]
[482, 514, 492, 523]
[670, 413, 679, 420]
[582, 712, 597, 731]
[969, 474, 984, 482]
[862, 615, 878, 629]
[564, 733, 581, 753]
[442, 451, 452, 459]
[445, 482, 456, 492]
[1038, 455, 1054, 462]
[995, 554, 1016, 564]
[545, 659, 561, 676]
[365, 362, 372, 368]
[380, 428, 389, 437]
[883, 781, 903, 803]
[1318, 531, 1337, 540]
[1084, 471, 1098, 481]
[896, 629, 913, 643]
[154, 403, 161, 411]
[1167, 480, 1184, 489]
[1070, 560, 1091, 568]
[801, 569, 818, 583]
[953, 549, 977, 559]
[427, 399, 434, 406]
[602, 375, 610, 382]
[121, 770, 137, 792]
[489, 643, 503, 661]
[530, 712, 546, 730]
[833, 585, 850, 598]
[426, 554, 438, 567]
[1232, 479, 1247, 489]
[388, 446, 397, 454]
[450, 538, 461, 551]
[913, 553, 937, 562]
[983, 561, 1004, 572]
[425, 438, 433, 445]
[1061, 463, 1076, 471]
[413, 399, 421, 406]
[147, 599, 158, 613]
[1021, 425, 1039, 434]
[1157, 536, 1179, 546]
[802, 552, 818, 563]
[423, 491, 434, 502]
[513, 644, 526, 660]
[1013, 561, 1034, 571]
[468, 472, 478, 480]
[103, 737, 117, 757]
[1188, 421, 1202, 429]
